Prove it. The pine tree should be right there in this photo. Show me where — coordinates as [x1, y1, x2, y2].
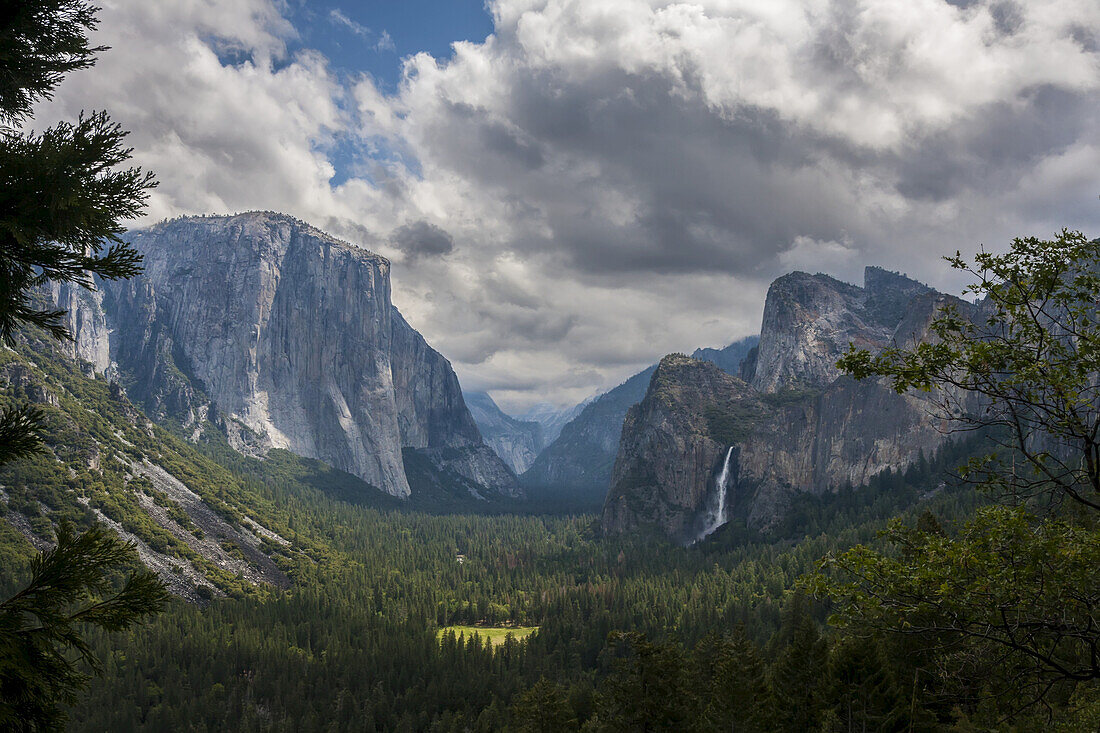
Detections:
[592, 632, 691, 732]
[0, 3, 166, 727]
[510, 677, 578, 732]
[0, 0, 154, 461]
[823, 637, 910, 732]
[0, 522, 169, 730]
[691, 628, 770, 732]
[768, 612, 827, 731]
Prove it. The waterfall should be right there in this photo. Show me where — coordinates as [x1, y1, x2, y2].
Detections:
[696, 446, 734, 542]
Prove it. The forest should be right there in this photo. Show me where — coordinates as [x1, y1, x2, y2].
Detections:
[29, 422, 1095, 730]
[1, 243, 1098, 729]
[3, 3, 1100, 731]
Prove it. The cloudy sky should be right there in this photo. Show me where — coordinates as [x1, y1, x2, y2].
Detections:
[33, 0, 1100, 411]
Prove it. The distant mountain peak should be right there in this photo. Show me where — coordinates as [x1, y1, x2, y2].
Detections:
[464, 391, 545, 474]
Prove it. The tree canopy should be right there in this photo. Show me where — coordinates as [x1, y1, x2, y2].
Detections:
[816, 231, 1100, 715]
[0, 0, 153, 460]
[0, 3, 166, 727]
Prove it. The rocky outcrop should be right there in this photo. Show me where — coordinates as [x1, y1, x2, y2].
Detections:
[691, 336, 759, 377]
[603, 267, 962, 541]
[750, 268, 931, 393]
[55, 212, 514, 500]
[522, 336, 758, 496]
[602, 356, 763, 541]
[465, 391, 544, 474]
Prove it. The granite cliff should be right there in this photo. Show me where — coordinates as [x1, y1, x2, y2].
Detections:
[601, 355, 762, 541]
[603, 268, 963, 541]
[522, 336, 757, 497]
[389, 309, 518, 495]
[54, 212, 517, 500]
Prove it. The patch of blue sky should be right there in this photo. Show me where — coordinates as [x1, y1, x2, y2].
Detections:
[205, 35, 256, 68]
[275, 1, 489, 186]
[321, 130, 423, 188]
[206, 2, 486, 188]
[282, 0, 493, 91]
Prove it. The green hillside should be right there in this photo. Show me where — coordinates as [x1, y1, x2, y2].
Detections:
[5, 325, 1093, 730]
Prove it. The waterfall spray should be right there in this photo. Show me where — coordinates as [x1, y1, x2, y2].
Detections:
[696, 446, 734, 542]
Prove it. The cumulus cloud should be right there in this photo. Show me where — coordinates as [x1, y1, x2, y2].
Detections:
[35, 0, 1100, 410]
[30, 0, 345, 223]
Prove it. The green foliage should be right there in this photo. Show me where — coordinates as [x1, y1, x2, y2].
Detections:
[816, 506, 1100, 692]
[57, 464, 989, 731]
[510, 678, 578, 732]
[822, 230, 1100, 716]
[0, 522, 168, 731]
[704, 399, 764, 445]
[590, 631, 691, 731]
[0, 1, 100, 123]
[822, 637, 911, 732]
[0, 404, 45, 465]
[0, 0, 154, 461]
[438, 626, 538, 647]
[0, 321, 997, 729]
[690, 628, 769, 732]
[838, 230, 1100, 513]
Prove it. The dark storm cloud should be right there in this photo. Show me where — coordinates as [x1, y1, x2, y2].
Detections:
[390, 220, 455, 260]
[368, 0, 1100, 404]
[478, 122, 546, 170]
[415, 67, 865, 277]
[990, 2, 1024, 36]
[892, 86, 1095, 202]
[408, 1, 1099, 287]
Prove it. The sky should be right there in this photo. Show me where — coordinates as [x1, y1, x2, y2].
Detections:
[31, 0, 1100, 412]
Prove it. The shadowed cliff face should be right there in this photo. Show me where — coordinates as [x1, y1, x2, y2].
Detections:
[601, 355, 762, 542]
[603, 268, 964, 541]
[66, 212, 516, 500]
[523, 336, 758, 497]
[390, 310, 520, 497]
[464, 391, 544, 474]
[523, 366, 656, 495]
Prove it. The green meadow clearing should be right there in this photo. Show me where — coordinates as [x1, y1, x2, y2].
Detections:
[437, 625, 539, 648]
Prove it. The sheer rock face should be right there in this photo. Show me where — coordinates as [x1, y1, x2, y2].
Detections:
[465, 391, 544, 475]
[61, 212, 515, 499]
[47, 282, 112, 375]
[104, 213, 410, 496]
[750, 267, 931, 393]
[602, 356, 759, 542]
[522, 366, 656, 494]
[390, 309, 519, 496]
[603, 268, 958, 540]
